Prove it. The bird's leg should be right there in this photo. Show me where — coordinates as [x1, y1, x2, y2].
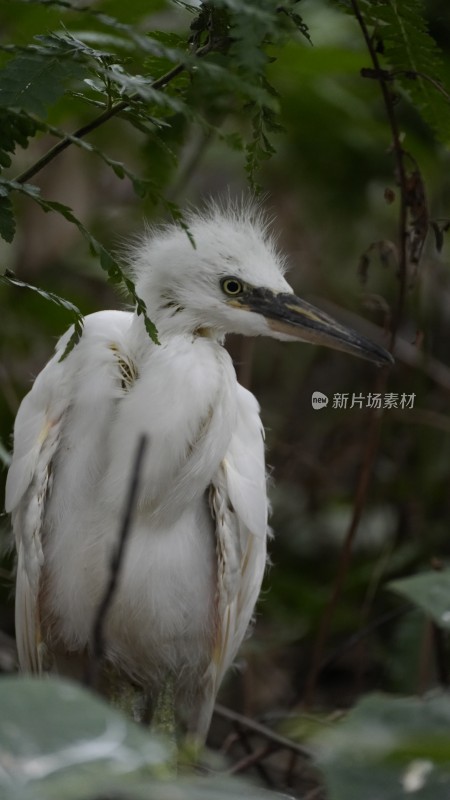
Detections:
[97, 664, 146, 722]
[109, 679, 146, 722]
[151, 673, 178, 763]
[152, 673, 176, 736]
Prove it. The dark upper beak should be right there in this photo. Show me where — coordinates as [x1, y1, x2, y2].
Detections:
[230, 287, 394, 367]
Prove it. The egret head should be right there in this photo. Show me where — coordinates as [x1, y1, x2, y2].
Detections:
[131, 203, 392, 367]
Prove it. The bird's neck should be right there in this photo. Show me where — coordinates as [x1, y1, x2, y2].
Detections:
[129, 309, 224, 351]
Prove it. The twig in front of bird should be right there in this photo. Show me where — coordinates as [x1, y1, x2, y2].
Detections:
[85, 434, 148, 690]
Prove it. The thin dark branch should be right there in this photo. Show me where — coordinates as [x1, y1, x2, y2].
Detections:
[167, 126, 214, 202]
[220, 729, 241, 755]
[292, 606, 410, 710]
[350, 0, 409, 343]
[213, 704, 313, 760]
[14, 40, 213, 187]
[85, 434, 148, 689]
[417, 619, 434, 694]
[14, 64, 184, 186]
[304, 0, 411, 706]
[228, 742, 276, 775]
[302, 789, 324, 800]
[303, 385, 386, 706]
[318, 301, 450, 393]
[432, 623, 450, 688]
[286, 750, 298, 790]
[323, 605, 410, 672]
[232, 723, 276, 787]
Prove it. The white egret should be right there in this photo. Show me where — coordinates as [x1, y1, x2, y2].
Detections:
[5, 203, 392, 739]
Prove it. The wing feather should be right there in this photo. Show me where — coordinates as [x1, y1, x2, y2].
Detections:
[6, 310, 133, 672]
[6, 353, 68, 672]
[200, 384, 268, 736]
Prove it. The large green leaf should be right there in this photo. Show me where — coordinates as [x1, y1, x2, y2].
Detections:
[0, 676, 170, 800]
[389, 569, 450, 630]
[0, 676, 293, 800]
[316, 692, 450, 800]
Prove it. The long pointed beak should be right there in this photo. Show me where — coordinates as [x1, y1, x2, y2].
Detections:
[230, 288, 393, 367]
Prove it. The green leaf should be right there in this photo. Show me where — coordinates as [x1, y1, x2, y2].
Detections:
[99, 63, 186, 111]
[191, 59, 279, 109]
[0, 676, 291, 800]
[389, 569, 450, 630]
[0, 109, 38, 172]
[316, 692, 450, 800]
[0, 52, 86, 116]
[35, 30, 112, 62]
[245, 98, 282, 191]
[1, 179, 160, 346]
[0, 270, 82, 318]
[163, 199, 196, 249]
[358, 0, 450, 144]
[0, 270, 85, 358]
[124, 276, 160, 344]
[59, 316, 84, 359]
[39, 121, 169, 202]
[276, 4, 311, 43]
[0, 676, 171, 800]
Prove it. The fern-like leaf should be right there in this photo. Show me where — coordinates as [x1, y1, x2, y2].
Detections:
[0, 270, 84, 359]
[359, 0, 450, 144]
[1, 179, 160, 345]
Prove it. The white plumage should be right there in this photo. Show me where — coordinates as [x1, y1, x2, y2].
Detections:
[5, 203, 391, 738]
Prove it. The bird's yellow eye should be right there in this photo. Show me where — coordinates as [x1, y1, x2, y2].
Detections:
[221, 277, 244, 296]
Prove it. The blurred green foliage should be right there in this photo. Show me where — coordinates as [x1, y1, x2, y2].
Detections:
[1, 675, 295, 800]
[316, 691, 450, 799]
